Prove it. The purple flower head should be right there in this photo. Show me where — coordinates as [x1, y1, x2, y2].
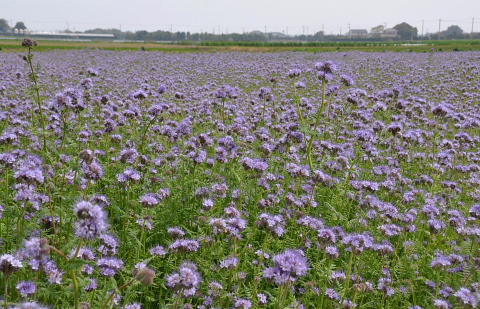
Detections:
[257, 213, 286, 237]
[169, 239, 200, 253]
[325, 288, 340, 300]
[166, 261, 202, 297]
[0, 254, 23, 276]
[149, 245, 166, 257]
[148, 103, 169, 116]
[318, 228, 337, 245]
[325, 246, 340, 259]
[9, 301, 49, 309]
[117, 167, 142, 184]
[23, 237, 50, 260]
[51, 87, 86, 112]
[263, 249, 309, 285]
[315, 61, 337, 73]
[341, 74, 355, 86]
[219, 256, 239, 269]
[288, 68, 301, 78]
[342, 233, 374, 255]
[157, 84, 168, 94]
[168, 227, 186, 239]
[317, 71, 334, 82]
[14, 156, 45, 185]
[97, 257, 124, 277]
[453, 287, 478, 307]
[235, 298, 253, 309]
[433, 299, 451, 309]
[140, 193, 159, 208]
[470, 204, 480, 218]
[16, 281, 36, 297]
[73, 201, 109, 240]
[119, 148, 139, 164]
[98, 233, 120, 255]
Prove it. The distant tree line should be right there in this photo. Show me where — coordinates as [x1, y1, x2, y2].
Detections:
[2, 18, 479, 41]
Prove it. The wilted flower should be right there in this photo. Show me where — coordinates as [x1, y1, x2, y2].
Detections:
[132, 263, 156, 286]
[0, 254, 23, 277]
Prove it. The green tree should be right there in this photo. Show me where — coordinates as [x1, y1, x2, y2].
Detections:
[393, 22, 418, 40]
[0, 18, 11, 33]
[14, 21, 27, 30]
[443, 25, 463, 39]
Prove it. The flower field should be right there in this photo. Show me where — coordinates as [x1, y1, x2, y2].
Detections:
[1, 42, 480, 308]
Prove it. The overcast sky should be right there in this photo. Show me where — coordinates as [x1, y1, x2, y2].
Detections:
[3, 0, 480, 35]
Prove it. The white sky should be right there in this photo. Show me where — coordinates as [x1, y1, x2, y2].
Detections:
[3, 0, 480, 35]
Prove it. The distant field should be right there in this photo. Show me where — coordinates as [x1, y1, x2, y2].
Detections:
[2, 38, 480, 52]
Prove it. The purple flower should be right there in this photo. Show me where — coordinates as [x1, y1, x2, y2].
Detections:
[169, 239, 200, 253]
[257, 293, 268, 305]
[325, 246, 340, 259]
[9, 301, 50, 309]
[73, 201, 108, 240]
[97, 257, 124, 277]
[84, 278, 97, 292]
[433, 299, 451, 309]
[140, 193, 160, 208]
[453, 287, 478, 307]
[219, 256, 239, 269]
[263, 249, 309, 285]
[235, 298, 253, 309]
[341, 74, 355, 86]
[325, 288, 340, 300]
[168, 227, 186, 239]
[0, 254, 23, 276]
[318, 228, 337, 245]
[23, 237, 50, 260]
[342, 233, 374, 255]
[149, 245, 166, 257]
[288, 68, 301, 78]
[16, 281, 36, 297]
[379, 224, 402, 237]
[257, 213, 286, 237]
[14, 156, 45, 185]
[98, 234, 119, 255]
[124, 303, 142, 309]
[165, 261, 202, 297]
[470, 204, 480, 218]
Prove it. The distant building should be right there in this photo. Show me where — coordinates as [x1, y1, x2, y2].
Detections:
[371, 25, 398, 39]
[250, 30, 265, 36]
[348, 29, 368, 38]
[381, 28, 398, 38]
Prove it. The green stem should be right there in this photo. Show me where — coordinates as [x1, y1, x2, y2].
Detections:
[341, 252, 355, 305]
[71, 269, 79, 309]
[99, 278, 137, 309]
[139, 114, 159, 153]
[3, 275, 10, 309]
[26, 47, 47, 154]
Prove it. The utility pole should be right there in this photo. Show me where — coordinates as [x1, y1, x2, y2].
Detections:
[438, 19, 441, 40]
[472, 18, 475, 34]
[421, 20, 424, 37]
